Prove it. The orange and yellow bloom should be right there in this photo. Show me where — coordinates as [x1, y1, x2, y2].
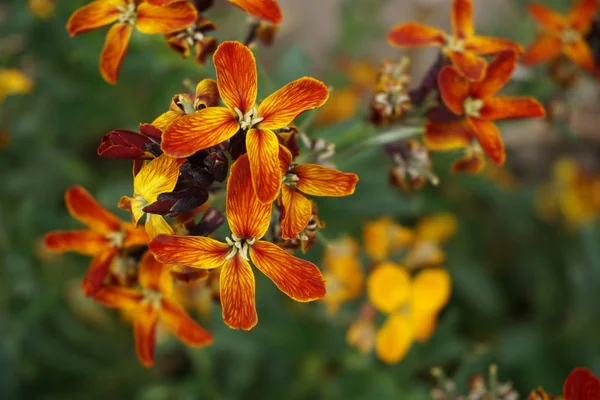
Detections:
[227, 0, 282, 25]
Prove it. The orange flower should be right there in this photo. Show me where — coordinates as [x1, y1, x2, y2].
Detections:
[67, 0, 197, 84]
[227, 0, 282, 25]
[436, 51, 546, 165]
[162, 41, 329, 203]
[524, 0, 597, 72]
[92, 252, 212, 366]
[278, 147, 358, 240]
[387, 0, 522, 81]
[149, 155, 326, 330]
[44, 186, 148, 295]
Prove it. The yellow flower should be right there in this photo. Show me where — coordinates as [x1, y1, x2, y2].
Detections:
[403, 213, 457, 268]
[0, 69, 33, 103]
[322, 237, 364, 315]
[28, 0, 55, 19]
[363, 217, 414, 262]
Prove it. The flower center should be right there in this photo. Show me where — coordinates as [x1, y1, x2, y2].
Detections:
[283, 171, 299, 186]
[560, 28, 580, 44]
[105, 230, 126, 248]
[234, 107, 263, 130]
[142, 288, 162, 308]
[225, 234, 255, 261]
[463, 96, 484, 117]
[444, 37, 466, 53]
[176, 25, 205, 47]
[177, 94, 196, 114]
[117, 3, 137, 25]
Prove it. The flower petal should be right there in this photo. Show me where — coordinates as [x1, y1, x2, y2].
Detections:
[367, 262, 411, 314]
[151, 110, 181, 133]
[466, 35, 523, 55]
[246, 128, 281, 203]
[44, 230, 109, 256]
[81, 249, 118, 296]
[134, 154, 184, 203]
[563, 367, 600, 400]
[250, 240, 326, 301]
[66, 0, 122, 37]
[65, 186, 122, 234]
[92, 286, 143, 309]
[470, 50, 517, 99]
[452, 149, 486, 174]
[438, 66, 469, 115]
[527, 3, 568, 31]
[159, 298, 213, 346]
[467, 117, 505, 165]
[124, 223, 150, 247]
[375, 313, 414, 364]
[412, 311, 438, 342]
[387, 22, 446, 47]
[446, 50, 487, 81]
[219, 255, 257, 330]
[146, 214, 174, 238]
[138, 251, 171, 292]
[564, 39, 596, 72]
[133, 303, 158, 367]
[293, 164, 358, 197]
[363, 218, 414, 262]
[568, 0, 597, 31]
[226, 154, 273, 239]
[195, 78, 220, 108]
[257, 77, 329, 130]
[424, 120, 473, 150]
[522, 35, 562, 67]
[144, 0, 180, 5]
[411, 269, 451, 315]
[149, 235, 230, 269]
[280, 185, 312, 240]
[99, 22, 132, 85]
[136, 1, 198, 35]
[480, 97, 546, 120]
[227, 0, 282, 24]
[451, 0, 473, 39]
[213, 41, 257, 113]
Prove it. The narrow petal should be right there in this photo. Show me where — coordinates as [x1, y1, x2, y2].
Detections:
[387, 22, 446, 47]
[133, 303, 158, 367]
[257, 78, 329, 130]
[161, 107, 239, 158]
[293, 164, 358, 197]
[81, 249, 118, 296]
[220, 255, 257, 330]
[134, 154, 184, 203]
[246, 128, 282, 203]
[480, 97, 546, 120]
[92, 286, 143, 309]
[451, 0, 473, 39]
[123, 223, 150, 247]
[470, 50, 518, 99]
[159, 298, 213, 345]
[136, 1, 198, 35]
[466, 35, 523, 55]
[410, 269, 451, 314]
[250, 240, 326, 301]
[424, 120, 473, 151]
[467, 117, 505, 165]
[226, 154, 272, 239]
[144, 0, 180, 5]
[522, 35, 562, 67]
[568, 0, 597, 31]
[138, 251, 170, 292]
[213, 41, 257, 113]
[366, 262, 411, 314]
[527, 4, 568, 31]
[227, 0, 282, 24]
[280, 185, 312, 240]
[375, 313, 414, 364]
[44, 230, 109, 256]
[146, 214, 174, 238]
[278, 144, 293, 175]
[66, 0, 122, 37]
[437, 66, 469, 115]
[99, 23, 132, 85]
[563, 39, 596, 72]
[149, 235, 230, 269]
[65, 186, 122, 234]
[447, 50, 487, 81]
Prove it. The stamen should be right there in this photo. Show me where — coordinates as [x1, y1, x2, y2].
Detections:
[117, 3, 137, 25]
[445, 37, 466, 53]
[235, 107, 263, 130]
[463, 97, 484, 118]
[225, 235, 255, 261]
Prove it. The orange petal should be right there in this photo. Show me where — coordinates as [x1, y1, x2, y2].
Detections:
[136, 1, 198, 35]
[246, 128, 281, 203]
[466, 36, 524, 55]
[568, 0, 597, 31]
[375, 313, 414, 364]
[278, 144, 293, 175]
[527, 3, 568, 31]
[437, 66, 469, 115]
[213, 41, 257, 113]
[257, 77, 329, 130]
[99, 22, 132, 85]
[293, 164, 358, 197]
[522, 35, 562, 66]
[564, 39, 596, 72]
[44, 230, 109, 256]
[92, 285, 143, 309]
[424, 120, 473, 150]
[452, 150, 486, 174]
[280, 185, 312, 240]
[149, 235, 230, 269]
[161, 107, 239, 157]
[66, 0, 122, 37]
[250, 240, 326, 301]
[447, 50, 487, 81]
[480, 97, 546, 120]
[387, 22, 446, 47]
[470, 50, 517, 99]
[227, 0, 282, 24]
[144, 0, 180, 5]
[133, 303, 158, 367]
[151, 110, 181, 133]
[451, 0, 473, 39]
[195, 78, 220, 108]
[65, 186, 122, 234]
[81, 249, 118, 296]
[467, 117, 505, 165]
[134, 154, 184, 203]
[226, 154, 272, 239]
[124, 223, 150, 247]
[219, 255, 257, 330]
[159, 297, 213, 346]
[138, 251, 171, 292]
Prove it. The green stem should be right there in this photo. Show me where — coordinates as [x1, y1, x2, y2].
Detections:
[335, 126, 424, 161]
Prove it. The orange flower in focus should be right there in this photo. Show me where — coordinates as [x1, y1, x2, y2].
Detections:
[149, 155, 326, 330]
[45, 186, 148, 295]
[435, 51, 546, 165]
[92, 252, 212, 366]
[227, 0, 282, 24]
[387, 0, 522, 81]
[524, 0, 597, 72]
[66, 0, 198, 84]
[162, 41, 329, 203]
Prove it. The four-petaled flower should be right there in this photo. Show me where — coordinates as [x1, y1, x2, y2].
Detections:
[161, 41, 329, 203]
[149, 154, 326, 330]
[45, 186, 148, 295]
[67, 0, 197, 84]
[387, 0, 523, 81]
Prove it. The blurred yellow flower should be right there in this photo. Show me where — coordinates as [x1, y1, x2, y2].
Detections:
[363, 217, 414, 262]
[322, 237, 364, 315]
[28, 0, 55, 19]
[0, 69, 33, 103]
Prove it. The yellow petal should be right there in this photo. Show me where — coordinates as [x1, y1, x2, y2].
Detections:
[415, 213, 457, 243]
[410, 269, 451, 314]
[134, 154, 184, 203]
[367, 262, 411, 314]
[363, 217, 414, 262]
[145, 214, 174, 238]
[375, 313, 413, 364]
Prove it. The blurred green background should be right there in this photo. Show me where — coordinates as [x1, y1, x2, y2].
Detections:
[2, 0, 600, 398]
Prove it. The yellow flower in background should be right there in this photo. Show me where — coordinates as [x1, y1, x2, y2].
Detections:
[28, 0, 55, 19]
[322, 237, 364, 315]
[0, 69, 33, 103]
[363, 217, 414, 262]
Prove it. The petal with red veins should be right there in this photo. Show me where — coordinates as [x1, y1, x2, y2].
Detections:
[451, 0, 473, 39]
[387, 22, 446, 47]
[213, 41, 257, 113]
[470, 50, 518, 99]
[246, 128, 282, 204]
[219, 255, 257, 330]
[227, 0, 282, 24]
[81, 248, 118, 296]
[136, 1, 198, 35]
[66, 0, 123, 37]
[480, 97, 546, 120]
[65, 186, 122, 234]
[99, 22, 132, 85]
[159, 297, 213, 346]
[446, 50, 487, 81]
[149, 235, 230, 269]
[437, 66, 469, 115]
[133, 303, 158, 367]
[293, 164, 358, 197]
[467, 117, 505, 165]
[44, 230, 109, 256]
[280, 185, 312, 240]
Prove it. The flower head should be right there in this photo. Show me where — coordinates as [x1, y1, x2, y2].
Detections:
[166, 16, 218, 65]
[227, 0, 282, 25]
[322, 237, 364, 315]
[0, 68, 33, 103]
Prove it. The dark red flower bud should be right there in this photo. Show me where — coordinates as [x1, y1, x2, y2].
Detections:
[98, 130, 154, 159]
